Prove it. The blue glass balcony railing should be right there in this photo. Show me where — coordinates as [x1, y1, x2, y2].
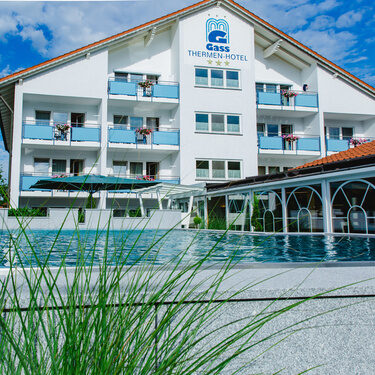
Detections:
[258, 136, 321, 152]
[108, 79, 179, 100]
[256, 90, 318, 108]
[326, 139, 349, 152]
[22, 122, 101, 143]
[108, 127, 180, 148]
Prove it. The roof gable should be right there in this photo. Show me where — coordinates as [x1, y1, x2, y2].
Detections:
[0, 0, 374, 96]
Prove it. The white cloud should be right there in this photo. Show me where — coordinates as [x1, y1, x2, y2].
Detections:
[336, 10, 363, 28]
[0, 65, 12, 78]
[291, 29, 357, 62]
[20, 26, 49, 56]
[310, 15, 336, 30]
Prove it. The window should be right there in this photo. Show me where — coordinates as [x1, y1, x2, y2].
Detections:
[267, 124, 279, 137]
[196, 160, 242, 180]
[212, 161, 225, 179]
[257, 123, 265, 137]
[146, 117, 159, 130]
[265, 84, 277, 93]
[281, 124, 293, 135]
[342, 127, 353, 140]
[226, 71, 239, 88]
[211, 69, 224, 87]
[34, 158, 49, 174]
[52, 160, 66, 175]
[269, 166, 280, 174]
[130, 117, 143, 128]
[227, 116, 240, 133]
[195, 67, 240, 89]
[211, 114, 225, 132]
[53, 112, 68, 125]
[258, 166, 266, 175]
[195, 113, 241, 133]
[129, 74, 143, 83]
[130, 162, 143, 177]
[328, 127, 340, 139]
[256, 83, 264, 92]
[113, 115, 128, 127]
[114, 72, 128, 81]
[196, 160, 209, 178]
[35, 111, 50, 125]
[195, 68, 208, 86]
[196, 113, 209, 131]
[71, 113, 85, 127]
[113, 161, 127, 176]
[228, 161, 241, 179]
[146, 75, 158, 83]
[70, 159, 84, 176]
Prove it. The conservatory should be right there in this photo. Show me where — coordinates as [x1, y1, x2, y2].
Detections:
[174, 141, 375, 234]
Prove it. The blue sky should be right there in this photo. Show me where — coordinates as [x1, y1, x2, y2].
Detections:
[0, 0, 374, 179]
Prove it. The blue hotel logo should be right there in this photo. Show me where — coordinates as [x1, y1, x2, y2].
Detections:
[206, 18, 230, 52]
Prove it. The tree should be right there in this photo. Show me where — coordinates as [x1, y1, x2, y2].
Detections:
[0, 167, 8, 206]
[251, 194, 263, 232]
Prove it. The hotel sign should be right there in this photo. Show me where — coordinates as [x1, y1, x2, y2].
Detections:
[187, 17, 248, 62]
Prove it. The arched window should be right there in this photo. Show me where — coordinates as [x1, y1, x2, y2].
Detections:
[331, 179, 375, 234]
[253, 190, 283, 232]
[286, 185, 323, 232]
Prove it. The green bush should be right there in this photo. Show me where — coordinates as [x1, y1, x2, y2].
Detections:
[8, 207, 47, 217]
[193, 215, 203, 228]
[251, 195, 263, 231]
[207, 216, 227, 230]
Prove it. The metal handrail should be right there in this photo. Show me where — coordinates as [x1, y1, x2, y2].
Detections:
[23, 121, 100, 128]
[108, 125, 179, 132]
[108, 77, 179, 86]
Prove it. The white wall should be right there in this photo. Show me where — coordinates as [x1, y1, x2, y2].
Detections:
[21, 50, 108, 99]
[108, 29, 176, 82]
[318, 66, 375, 115]
[178, 5, 257, 184]
[254, 44, 303, 89]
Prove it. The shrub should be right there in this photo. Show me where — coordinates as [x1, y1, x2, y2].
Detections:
[251, 195, 263, 231]
[193, 215, 203, 228]
[8, 207, 47, 217]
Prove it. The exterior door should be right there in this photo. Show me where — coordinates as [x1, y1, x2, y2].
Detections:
[146, 162, 159, 179]
[70, 159, 84, 176]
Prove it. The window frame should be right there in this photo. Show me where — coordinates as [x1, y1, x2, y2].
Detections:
[195, 159, 242, 180]
[195, 67, 241, 90]
[195, 112, 241, 134]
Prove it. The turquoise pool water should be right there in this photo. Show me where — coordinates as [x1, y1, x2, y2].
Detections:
[0, 229, 374, 267]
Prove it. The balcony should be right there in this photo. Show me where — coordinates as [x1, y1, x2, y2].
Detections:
[22, 121, 101, 147]
[256, 90, 319, 112]
[108, 79, 179, 101]
[258, 135, 321, 154]
[326, 137, 373, 153]
[108, 127, 180, 150]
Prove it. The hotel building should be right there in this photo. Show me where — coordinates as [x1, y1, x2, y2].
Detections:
[0, 0, 374, 212]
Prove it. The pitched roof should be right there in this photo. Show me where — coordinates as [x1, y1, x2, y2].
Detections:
[293, 140, 375, 170]
[0, 0, 374, 95]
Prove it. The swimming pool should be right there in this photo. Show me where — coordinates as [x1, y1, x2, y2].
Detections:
[1, 229, 374, 267]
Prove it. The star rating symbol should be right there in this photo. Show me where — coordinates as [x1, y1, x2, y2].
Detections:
[216, 60, 222, 66]
[224, 61, 230, 66]
[207, 59, 213, 65]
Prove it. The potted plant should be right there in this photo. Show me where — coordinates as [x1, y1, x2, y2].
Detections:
[193, 216, 203, 229]
[282, 134, 299, 150]
[281, 89, 298, 106]
[138, 80, 154, 96]
[135, 128, 153, 144]
[136, 175, 155, 181]
[55, 123, 70, 141]
[350, 138, 369, 147]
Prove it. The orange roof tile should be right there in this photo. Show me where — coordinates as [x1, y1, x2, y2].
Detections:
[0, 0, 374, 94]
[293, 140, 375, 170]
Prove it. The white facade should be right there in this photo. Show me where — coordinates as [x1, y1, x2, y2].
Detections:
[0, 0, 374, 209]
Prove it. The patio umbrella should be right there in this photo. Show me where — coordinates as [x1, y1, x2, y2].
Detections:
[30, 175, 159, 194]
